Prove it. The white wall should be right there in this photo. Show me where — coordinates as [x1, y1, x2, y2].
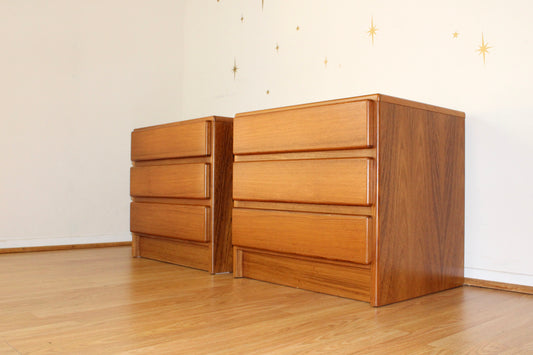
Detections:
[181, 0, 533, 286]
[0, 1, 185, 247]
[2, 0, 531, 287]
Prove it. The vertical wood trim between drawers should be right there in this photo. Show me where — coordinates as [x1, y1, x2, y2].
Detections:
[132, 234, 140, 257]
[367, 100, 375, 148]
[204, 163, 211, 200]
[233, 247, 243, 277]
[209, 122, 215, 273]
[205, 121, 212, 157]
[371, 100, 381, 306]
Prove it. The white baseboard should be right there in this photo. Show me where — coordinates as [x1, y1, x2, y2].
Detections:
[465, 267, 533, 287]
[0, 234, 132, 249]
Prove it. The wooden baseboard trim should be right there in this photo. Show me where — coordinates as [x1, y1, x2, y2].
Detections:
[464, 278, 533, 295]
[0, 242, 132, 254]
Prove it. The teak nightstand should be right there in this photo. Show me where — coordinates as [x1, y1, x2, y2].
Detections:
[130, 116, 233, 274]
[232, 94, 465, 306]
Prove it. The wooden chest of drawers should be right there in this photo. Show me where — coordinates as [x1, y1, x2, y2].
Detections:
[130, 116, 233, 273]
[232, 94, 465, 306]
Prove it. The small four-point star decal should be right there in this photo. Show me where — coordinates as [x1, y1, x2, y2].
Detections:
[232, 58, 239, 79]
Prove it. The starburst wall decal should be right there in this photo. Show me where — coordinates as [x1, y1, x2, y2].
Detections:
[218, 0, 495, 88]
[477, 33, 492, 64]
[367, 17, 378, 45]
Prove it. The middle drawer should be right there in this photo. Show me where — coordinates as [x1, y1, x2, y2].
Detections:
[130, 163, 210, 199]
[233, 158, 372, 205]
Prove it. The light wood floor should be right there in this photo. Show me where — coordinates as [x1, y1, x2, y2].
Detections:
[1, 247, 532, 354]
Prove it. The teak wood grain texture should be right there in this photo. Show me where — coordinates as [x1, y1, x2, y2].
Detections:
[374, 101, 465, 306]
[130, 163, 210, 199]
[233, 158, 372, 205]
[136, 235, 210, 271]
[211, 120, 234, 273]
[130, 202, 209, 242]
[233, 208, 370, 264]
[232, 94, 465, 306]
[131, 120, 210, 161]
[240, 249, 372, 301]
[1, 247, 532, 354]
[130, 117, 233, 273]
[234, 100, 374, 154]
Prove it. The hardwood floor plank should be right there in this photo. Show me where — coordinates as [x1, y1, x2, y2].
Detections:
[0, 340, 20, 355]
[1, 247, 532, 354]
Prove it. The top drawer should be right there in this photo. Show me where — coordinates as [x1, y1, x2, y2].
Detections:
[234, 100, 374, 154]
[131, 121, 211, 161]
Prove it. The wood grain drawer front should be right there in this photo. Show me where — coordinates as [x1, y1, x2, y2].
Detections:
[131, 203, 209, 242]
[233, 208, 370, 263]
[233, 158, 372, 205]
[234, 101, 373, 154]
[131, 121, 210, 161]
[239, 249, 371, 301]
[130, 164, 209, 198]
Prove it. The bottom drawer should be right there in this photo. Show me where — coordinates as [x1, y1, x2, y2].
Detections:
[131, 202, 209, 242]
[232, 208, 370, 264]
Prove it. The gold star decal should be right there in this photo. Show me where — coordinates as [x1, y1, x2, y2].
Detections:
[275, 43, 279, 53]
[232, 58, 239, 79]
[262, 0, 264, 11]
[296, 25, 300, 31]
[452, 32, 459, 39]
[266, 89, 270, 95]
[324, 57, 328, 68]
[477, 32, 491, 64]
[241, 14, 244, 23]
[367, 16, 378, 45]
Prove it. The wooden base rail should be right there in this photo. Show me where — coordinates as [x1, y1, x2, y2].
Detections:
[0, 242, 132, 254]
[464, 278, 533, 295]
